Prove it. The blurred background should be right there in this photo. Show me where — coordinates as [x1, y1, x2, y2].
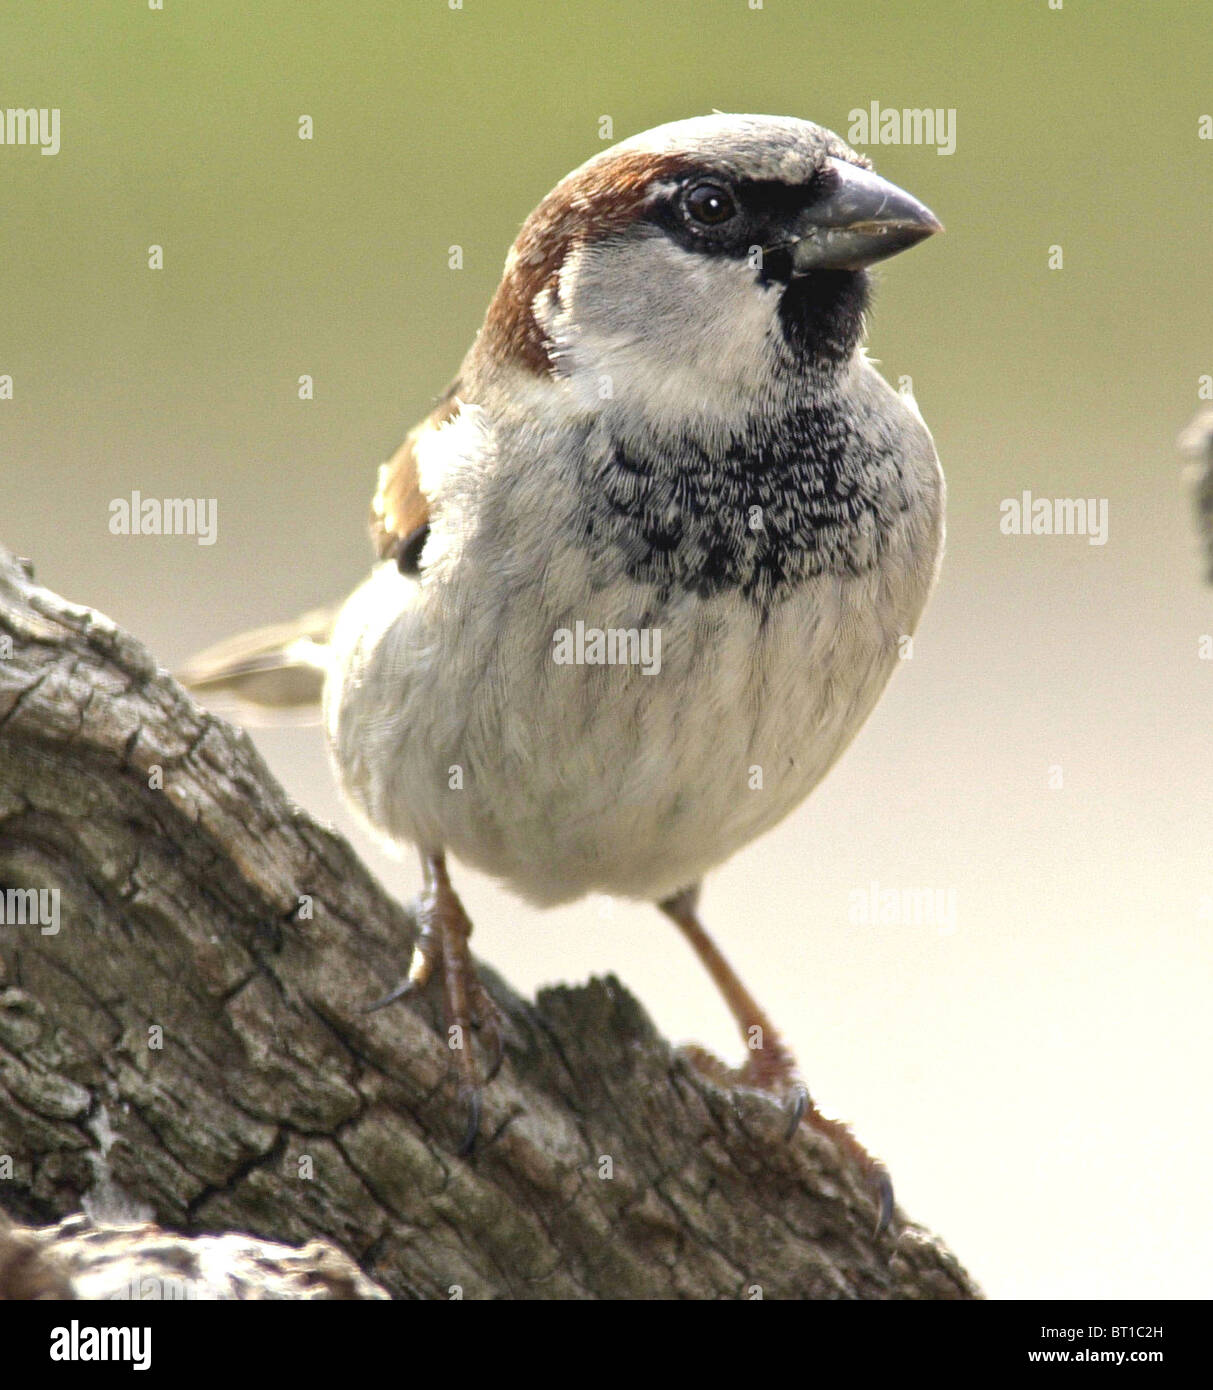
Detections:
[3, 0, 1210, 1299]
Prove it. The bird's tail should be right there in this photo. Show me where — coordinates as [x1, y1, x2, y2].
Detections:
[175, 605, 338, 725]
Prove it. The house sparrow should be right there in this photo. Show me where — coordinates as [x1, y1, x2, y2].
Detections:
[180, 113, 945, 1232]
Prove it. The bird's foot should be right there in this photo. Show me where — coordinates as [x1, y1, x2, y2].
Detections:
[365, 853, 503, 1155]
[661, 889, 894, 1236]
[741, 1047, 894, 1236]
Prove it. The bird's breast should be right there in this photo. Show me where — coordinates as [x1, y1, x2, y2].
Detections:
[325, 369, 944, 903]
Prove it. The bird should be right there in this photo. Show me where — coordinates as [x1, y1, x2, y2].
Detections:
[179, 113, 945, 1233]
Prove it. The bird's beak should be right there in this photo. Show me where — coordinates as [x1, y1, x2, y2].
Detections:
[790, 157, 943, 274]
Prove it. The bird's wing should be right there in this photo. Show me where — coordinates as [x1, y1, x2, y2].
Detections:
[371, 381, 462, 562]
[178, 383, 461, 718]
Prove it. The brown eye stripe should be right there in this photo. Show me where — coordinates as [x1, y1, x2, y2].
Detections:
[476, 150, 696, 376]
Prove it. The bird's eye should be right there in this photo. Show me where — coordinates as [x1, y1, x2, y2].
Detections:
[685, 181, 737, 227]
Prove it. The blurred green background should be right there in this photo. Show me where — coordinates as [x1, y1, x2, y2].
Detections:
[4, 0, 1211, 1298]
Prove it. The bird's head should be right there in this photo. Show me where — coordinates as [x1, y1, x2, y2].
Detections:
[471, 113, 941, 424]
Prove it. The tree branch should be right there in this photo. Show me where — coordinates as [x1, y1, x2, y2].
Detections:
[0, 543, 978, 1299]
[1180, 407, 1213, 586]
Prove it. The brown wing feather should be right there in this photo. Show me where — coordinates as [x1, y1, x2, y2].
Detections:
[371, 383, 461, 561]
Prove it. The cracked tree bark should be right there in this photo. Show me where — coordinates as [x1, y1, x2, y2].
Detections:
[0, 544, 978, 1300]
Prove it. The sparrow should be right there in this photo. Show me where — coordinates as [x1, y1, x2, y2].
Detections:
[180, 113, 945, 1232]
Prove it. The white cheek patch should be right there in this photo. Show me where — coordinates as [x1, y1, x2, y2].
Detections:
[537, 235, 784, 427]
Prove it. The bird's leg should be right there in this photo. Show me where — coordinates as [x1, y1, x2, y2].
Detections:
[659, 885, 893, 1234]
[364, 897, 440, 1011]
[366, 850, 502, 1155]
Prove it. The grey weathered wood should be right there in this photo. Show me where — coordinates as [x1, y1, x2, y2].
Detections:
[0, 544, 979, 1299]
[0, 1209, 388, 1300]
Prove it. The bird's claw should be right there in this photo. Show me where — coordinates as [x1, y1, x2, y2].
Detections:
[456, 1085, 482, 1157]
[363, 977, 417, 1013]
[782, 1082, 809, 1140]
[780, 1079, 894, 1236]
